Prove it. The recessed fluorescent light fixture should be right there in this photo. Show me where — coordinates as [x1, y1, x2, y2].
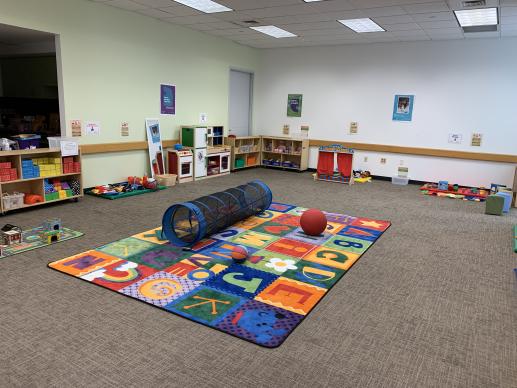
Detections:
[338, 18, 385, 33]
[250, 26, 297, 38]
[454, 7, 498, 27]
[173, 0, 232, 14]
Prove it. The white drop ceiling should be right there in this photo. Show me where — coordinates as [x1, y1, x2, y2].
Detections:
[90, 0, 517, 48]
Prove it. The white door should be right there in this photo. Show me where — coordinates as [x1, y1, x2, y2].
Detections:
[194, 127, 207, 149]
[229, 70, 252, 137]
[194, 148, 207, 178]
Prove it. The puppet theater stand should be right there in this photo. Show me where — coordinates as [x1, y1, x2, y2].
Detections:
[316, 145, 354, 184]
[162, 180, 272, 246]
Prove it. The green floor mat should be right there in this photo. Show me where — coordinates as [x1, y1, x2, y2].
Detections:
[86, 186, 167, 200]
[1, 227, 83, 258]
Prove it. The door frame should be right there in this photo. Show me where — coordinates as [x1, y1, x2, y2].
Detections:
[228, 67, 254, 137]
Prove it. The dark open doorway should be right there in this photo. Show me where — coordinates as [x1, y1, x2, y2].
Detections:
[0, 23, 61, 148]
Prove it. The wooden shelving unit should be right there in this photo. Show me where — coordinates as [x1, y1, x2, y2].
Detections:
[225, 136, 261, 171]
[261, 136, 309, 171]
[0, 148, 83, 214]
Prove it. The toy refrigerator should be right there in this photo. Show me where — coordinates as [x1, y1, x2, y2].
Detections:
[181, 126, 207, 179]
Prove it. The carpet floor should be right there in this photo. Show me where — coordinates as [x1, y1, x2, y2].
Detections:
[0, 169, 516, 387]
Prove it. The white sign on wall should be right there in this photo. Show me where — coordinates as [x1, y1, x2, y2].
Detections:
[448, 133, 463, 144]
[85, 121, 101, 136]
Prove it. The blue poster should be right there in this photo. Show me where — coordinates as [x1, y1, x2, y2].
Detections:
[160, 84, 176, 115]
[392, 95, 414, 121]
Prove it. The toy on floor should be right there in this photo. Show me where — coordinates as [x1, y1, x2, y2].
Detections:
[300, 209, 328, 236]
[162, 180, 272, 246]
[1, 224, 22, 245]
[485, 195, 504, 215]
[353, 170, 372, 183]
[420, 183, 489, 202]
[91, 176, 158, 196]
[39, 218, 62, 243]
[231, 245, 249, 264]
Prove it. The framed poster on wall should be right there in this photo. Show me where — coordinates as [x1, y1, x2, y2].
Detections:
[392, 95, 414, 121]
[160, 84, 176, 115]
[145, 119, 165, 177]
[287, 94, 303, 117]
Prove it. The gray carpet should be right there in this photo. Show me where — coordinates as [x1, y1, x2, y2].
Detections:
[1, 169, 516, 388]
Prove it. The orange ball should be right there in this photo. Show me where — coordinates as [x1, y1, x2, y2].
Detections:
[231, 245, 249, 263]
[300, 209, 327, 236]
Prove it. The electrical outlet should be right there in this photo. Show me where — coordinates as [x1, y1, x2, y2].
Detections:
[364, 156, 368, 162]
[380, 158, 387, 164]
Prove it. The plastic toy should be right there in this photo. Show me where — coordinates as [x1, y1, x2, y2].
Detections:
[24, 194, 44, 205]
[231, 245, 249, 263]
[162, 180, 272, 246]
[300, 209, 328, 236]
[39, 218, 62, 243]
[485, 195, 504, 215]
[438, 181, 448, 191]
[1, 224, 22, 245]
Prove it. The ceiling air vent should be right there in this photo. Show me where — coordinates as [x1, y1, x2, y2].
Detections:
[461, 1, 486, 7]
[463, 25, 498, 32]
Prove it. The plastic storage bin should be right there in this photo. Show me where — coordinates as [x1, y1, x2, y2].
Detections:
[11, 134, 41, 149]
[392, 176, 409, 185]
[2, 192, 25, 210]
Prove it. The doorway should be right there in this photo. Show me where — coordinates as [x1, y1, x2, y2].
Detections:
[0, 23, 62, 147]
[229, 69, 253, 137]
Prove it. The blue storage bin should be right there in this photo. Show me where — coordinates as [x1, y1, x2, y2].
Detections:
[496, 192, 512, 213]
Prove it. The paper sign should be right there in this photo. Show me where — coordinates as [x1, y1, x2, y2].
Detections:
[121, 122, 129, 137]
[448, 133, 462, 144]
[85, 121, 101, 136]
[199, 113, 208, 124]
[61, 141, 78, 157]
[471, 133, 482, 147]
[71, 120, 82, 137]
[283, 125, 290, 135]
[350, 122, 358, 134]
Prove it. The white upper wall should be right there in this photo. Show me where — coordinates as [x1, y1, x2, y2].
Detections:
[254, 38, 517, 186]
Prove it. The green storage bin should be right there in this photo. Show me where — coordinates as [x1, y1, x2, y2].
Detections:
[485, 195, 504, 215]
[235, 158, 245, 168]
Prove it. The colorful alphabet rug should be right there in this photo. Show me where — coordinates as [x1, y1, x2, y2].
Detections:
[48, 203, 390, 348]
[1, 227, 83, 259]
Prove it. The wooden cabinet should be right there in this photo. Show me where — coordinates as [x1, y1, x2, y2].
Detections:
[261, 136, 309, 171]
[0, 148, 83, 214]
[225, 136, 261, 171]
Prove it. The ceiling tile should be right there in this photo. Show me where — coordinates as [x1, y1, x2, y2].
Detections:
[502, 15, 517, 24]
[385, 22, 422, 31]
[501, 6, 517, 16]
[158, 5, 201, 16]
[104, 0, 148, 11]
[464, 31, 501, 39]
[391, 29, 428, 37]
[218, 0, 301, 11]
[418, 20, 459, 29]
[306, 0, 356, 12]
[402, 1, 450, 14]
[133, 0, 175, 7]
[162, 14, 220, 24]
[244, 4, 317, 19]
[374, 15, 415, 25]
[137, 8, 172, 18]
[410, 11, 455, 22]
[361, 6, 407, 17]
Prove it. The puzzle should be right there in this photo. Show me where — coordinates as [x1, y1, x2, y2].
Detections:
[48, 203, 390, 348]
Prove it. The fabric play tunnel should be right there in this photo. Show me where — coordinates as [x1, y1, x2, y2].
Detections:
[162, 179, 273, 247]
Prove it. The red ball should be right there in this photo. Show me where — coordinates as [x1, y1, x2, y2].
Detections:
[300, 209, 328, 236]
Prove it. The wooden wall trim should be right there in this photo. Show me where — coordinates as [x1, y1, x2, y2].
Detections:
[309, 139, 517, 164]
[81, 140, 177, 155]
[79, 138, 517, 164]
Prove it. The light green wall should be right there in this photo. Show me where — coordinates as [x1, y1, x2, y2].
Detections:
[0, 0, 259, 186]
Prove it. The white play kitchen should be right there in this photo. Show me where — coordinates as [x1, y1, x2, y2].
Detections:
[180, 126, 230, 180]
